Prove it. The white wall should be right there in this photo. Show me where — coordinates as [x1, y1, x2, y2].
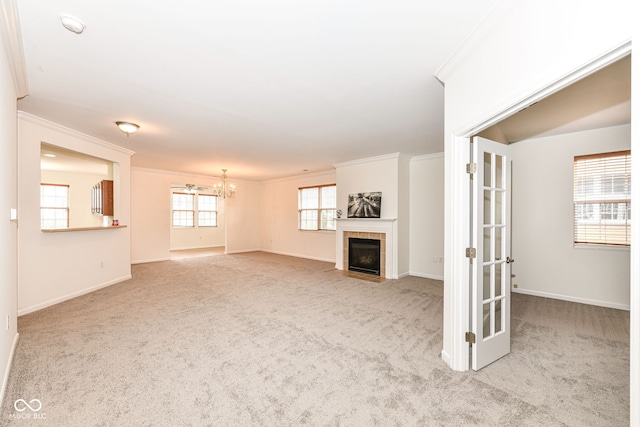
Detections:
[334, 153, 411, 277]
[131, 168, 171, 263]
[130, 169, 262, 261]
[260, 170, 336, 262]
[169, 186, 226, 251]
[42, 170, 113, 228]
[225, 179, 262, 254]
[17, 114, 133, 314]
[410, 153, 444, 280]
[398, 155, 411, 275]
[335, 153, 400, 219]
[0, 3, 20, 404]
[170, 221, 226, 251]
[435, 0, 634, 373]
[131, 168, 227, 262]
[511, 125, 630, 309]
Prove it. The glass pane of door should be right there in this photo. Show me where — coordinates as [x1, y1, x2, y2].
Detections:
[472, 136, 511, 371]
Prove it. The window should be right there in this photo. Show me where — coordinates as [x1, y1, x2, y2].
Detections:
[299, 184, 337, 231]
[41, 184, 69, 229]
[172, 193, 194, 227]
[197, 194, 218, 227]
[574, 150, 631, 246]
[172, 193, 218, 227]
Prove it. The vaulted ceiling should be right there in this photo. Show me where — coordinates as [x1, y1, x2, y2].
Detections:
[15, 1, 630, 181]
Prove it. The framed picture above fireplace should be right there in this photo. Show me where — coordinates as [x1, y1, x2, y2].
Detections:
[347, 192, 382, 218]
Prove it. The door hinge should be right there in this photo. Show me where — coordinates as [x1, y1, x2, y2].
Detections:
[465, 247, 476, 259]
[466, 163, 477, 175]
[465, 332, 476, 345]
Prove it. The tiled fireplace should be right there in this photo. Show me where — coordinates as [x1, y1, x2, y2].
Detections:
[344, 231, 385, 277]
[336, 218, 397, 279]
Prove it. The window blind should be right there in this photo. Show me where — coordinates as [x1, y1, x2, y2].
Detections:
[573, 150, 631, 246]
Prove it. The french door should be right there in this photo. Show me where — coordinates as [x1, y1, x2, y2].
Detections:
[471, 136, 512, 371]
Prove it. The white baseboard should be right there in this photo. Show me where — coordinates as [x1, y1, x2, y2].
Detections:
[18, 275, 132, 316]
[441, 349, 451, 367]
[225, 248, 261, 255]
[1, 333, 19, 409]
[512, 288, 630, 311]
[257, 249, 336, 264]
[169, 245, 225, 251]
[409, 271, 445, 281]
[131, 257, 170, 265]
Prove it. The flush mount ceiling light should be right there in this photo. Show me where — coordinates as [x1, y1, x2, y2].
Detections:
[115, 121, 140, 137]
[60, 14, 86, 34]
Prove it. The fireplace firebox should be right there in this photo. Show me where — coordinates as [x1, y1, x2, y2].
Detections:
[348, 238, 381, 276]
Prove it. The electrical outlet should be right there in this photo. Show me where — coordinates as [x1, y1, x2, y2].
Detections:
[438, 257, 444, 263]
[99, 261, 104, 268]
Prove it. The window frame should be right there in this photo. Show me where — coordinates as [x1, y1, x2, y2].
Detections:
[172, 192, 195, 228]
[573, 150, 631, 247]
[197, 194, 218, 227]
[298, 184, 337, 231]
[40, 183, 70, 229]
[172, 192, 219, 228]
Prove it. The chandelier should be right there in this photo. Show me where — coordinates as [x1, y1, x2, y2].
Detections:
[212, 169, 235, 198]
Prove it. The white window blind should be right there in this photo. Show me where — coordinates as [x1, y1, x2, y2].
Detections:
[573, 150, 631, 246]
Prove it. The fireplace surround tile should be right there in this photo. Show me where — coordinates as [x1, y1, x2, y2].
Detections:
[336, 218, 397, 279]
[343, 231, 386, 277]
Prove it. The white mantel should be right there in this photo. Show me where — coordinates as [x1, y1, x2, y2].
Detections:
[336, 218, 398, 279]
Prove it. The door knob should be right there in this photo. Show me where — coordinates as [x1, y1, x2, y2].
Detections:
[506, 257, 514, 264]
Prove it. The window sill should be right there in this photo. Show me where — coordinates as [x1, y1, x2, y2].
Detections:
[42, 225, 127, 233]
[573, 243, 630, 251]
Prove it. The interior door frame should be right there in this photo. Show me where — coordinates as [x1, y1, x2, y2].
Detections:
[444, 41, 632, 372]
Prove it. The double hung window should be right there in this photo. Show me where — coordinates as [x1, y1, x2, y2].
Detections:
[573, 150, 631, 246]
[298, 185, 337, 231]
[41, 183, 69, 229]
[172, 193, 218, 228]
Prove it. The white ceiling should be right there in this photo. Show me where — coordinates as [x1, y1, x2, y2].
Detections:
[16, 0, 501, 181]
[41, 142, 111, 175]
[479, 55, 631, 143]
[16, 1, 630, 182]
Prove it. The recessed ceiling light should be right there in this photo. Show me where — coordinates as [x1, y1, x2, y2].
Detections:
[60, 14, 86, 34]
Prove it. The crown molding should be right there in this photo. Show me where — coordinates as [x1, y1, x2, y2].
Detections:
[1, 0, 29, 98]
[411, 152, 444, 162]
[131, 166, 260, 184]
[333, 152, 403, 169]
[18, 111, 135, 156]
[263, 168, 335, 184]
[131, 166, 216, 181]
[434, 0, 510, 84]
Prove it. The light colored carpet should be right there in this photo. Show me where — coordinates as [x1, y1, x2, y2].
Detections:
[1, 252, 629, 426]
[170, 246, 225, 260]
